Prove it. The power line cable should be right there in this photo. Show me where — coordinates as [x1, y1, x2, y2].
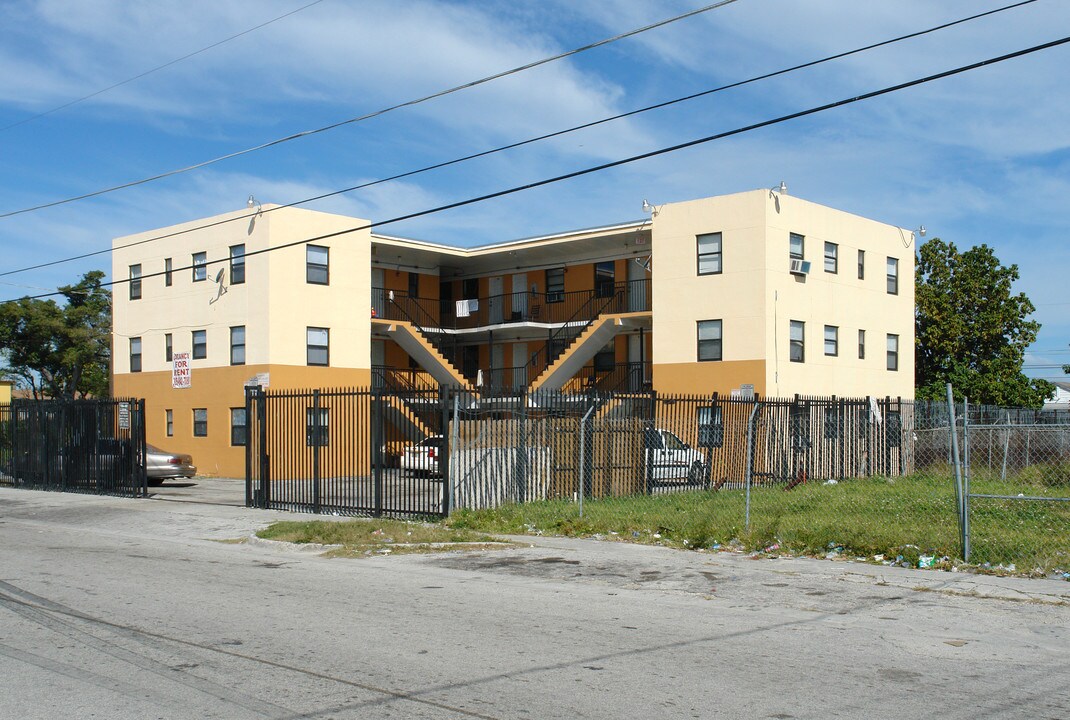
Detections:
[8, 31, 1068, 304]
[0, 0, 741, 219]
[0, 0, 328, 134]
[0, 0, 1038, 279]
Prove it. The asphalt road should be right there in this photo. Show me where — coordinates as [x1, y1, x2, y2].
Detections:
[1, 485, 1068, 719]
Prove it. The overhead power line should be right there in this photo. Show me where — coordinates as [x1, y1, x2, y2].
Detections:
[0, 0, 1038, 279]
[0, 0, 741, 219]
[0, 0, 328, 134]
[6, 31, 1068, 305]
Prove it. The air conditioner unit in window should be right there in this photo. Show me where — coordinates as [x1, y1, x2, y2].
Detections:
[789, 259, 811, 275]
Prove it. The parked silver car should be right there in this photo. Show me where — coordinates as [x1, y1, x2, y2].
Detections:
[146, 444, 196, 484]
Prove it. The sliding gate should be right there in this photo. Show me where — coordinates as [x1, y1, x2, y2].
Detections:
[245, 386, 449, 517]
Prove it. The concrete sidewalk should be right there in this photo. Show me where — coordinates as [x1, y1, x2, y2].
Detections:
[148, 475, 246, 506]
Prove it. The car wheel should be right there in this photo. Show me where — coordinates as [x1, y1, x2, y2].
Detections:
[687, 460, 705, 486]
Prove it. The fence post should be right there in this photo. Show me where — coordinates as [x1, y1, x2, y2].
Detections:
[137, 399, 147, 498]
[440, 385, 452, 517]
[258, 387, 270, 509]
[516, 388, 528, 504]
[312, 389, 321, 514]
[963, 396, 971, 562]
[744, 400, 762, 531]
[578, 404, 596, 518]
[244, 386, 253, 508]
[372, 388, 383, 517]
[946, 384, 966, 561]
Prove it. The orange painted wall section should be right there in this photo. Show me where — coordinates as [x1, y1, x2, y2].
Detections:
[651, 360, 766, 397]
[114, 364, 371, 478]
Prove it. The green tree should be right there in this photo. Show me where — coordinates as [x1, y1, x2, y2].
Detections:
[0, 271, 111, 399]
[915, 239, 1053, 407]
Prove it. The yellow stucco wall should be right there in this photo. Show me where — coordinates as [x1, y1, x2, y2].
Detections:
[651, 189, 914, 399]
[112, 205, 374, 476]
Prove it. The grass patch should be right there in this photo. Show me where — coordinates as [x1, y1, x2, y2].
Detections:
[257, 518, 505, 557]
[444, 471, 1070, 575]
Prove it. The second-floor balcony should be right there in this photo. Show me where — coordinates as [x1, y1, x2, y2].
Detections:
[372, 279, 650, 333]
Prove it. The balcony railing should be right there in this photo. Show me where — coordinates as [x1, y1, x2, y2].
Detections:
[373, 279, 650, 387]
[372, 279, 650, 331]
[371, 366, 440, 394]
[561, 362, 651, 395]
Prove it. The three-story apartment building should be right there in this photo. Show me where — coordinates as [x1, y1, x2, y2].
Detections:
[112, 189, 914, 475]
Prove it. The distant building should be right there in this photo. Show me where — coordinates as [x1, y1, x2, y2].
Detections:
[1045, 381, 1070, 410]
[112, 189, 915, 475]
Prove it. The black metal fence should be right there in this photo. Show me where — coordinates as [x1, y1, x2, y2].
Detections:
[245, 386, 451, 517]
[0, 398, 147, 497]
[244, 386, 913, 517]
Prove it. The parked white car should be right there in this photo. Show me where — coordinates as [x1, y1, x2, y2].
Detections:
[644, 428, 708, 484]
[400, 435, 444, 477]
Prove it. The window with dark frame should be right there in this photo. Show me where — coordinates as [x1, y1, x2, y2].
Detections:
[546, 267, 565, 303]
[164, 258, 173, 287]
[165, 409, 173, 437]
[307, 327, 329, 366]
[857, 249, 865, 280]
[306, 407, 329, 447]
[165, 333, 172, 362]
[697, 319, 722, 361]
[887, 333, 899, 371]
[790, 404, 811, 449]
[129, 264, 142, 300]
[697, 232, 722, 275]
[790, 320, 805, 363]
[192, 252, 207, 282]
[306, 245, 329, 284]
[824, 325, 838, 356]
[462, 278, 479, 298]
[230, 326, 245, 366]
[408, 271, 419, 298]
[192, 329, 207, 359]
[230, 408, 247, 446]
[193, 408, 208, 437]
[858, 329, 866, 360]
[129, 337, 142, 372]
[593, 343, 615, 373]
[697, 405, 724, 448]
[230, 244, 245, 284]
[886, 257, 899, 295]
[823, 242, 838, 274]
[789, 233, 805, 261]
[595, 261, 614, 298]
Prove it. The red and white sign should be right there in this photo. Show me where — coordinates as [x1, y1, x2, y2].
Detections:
[172, 352, 191, 389]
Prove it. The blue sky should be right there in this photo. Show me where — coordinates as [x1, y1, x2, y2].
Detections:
[1, 0, 1068, 380]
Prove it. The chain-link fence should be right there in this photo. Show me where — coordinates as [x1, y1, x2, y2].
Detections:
[957, 403, 1070, 572]
[443, 389, 1070, 575]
